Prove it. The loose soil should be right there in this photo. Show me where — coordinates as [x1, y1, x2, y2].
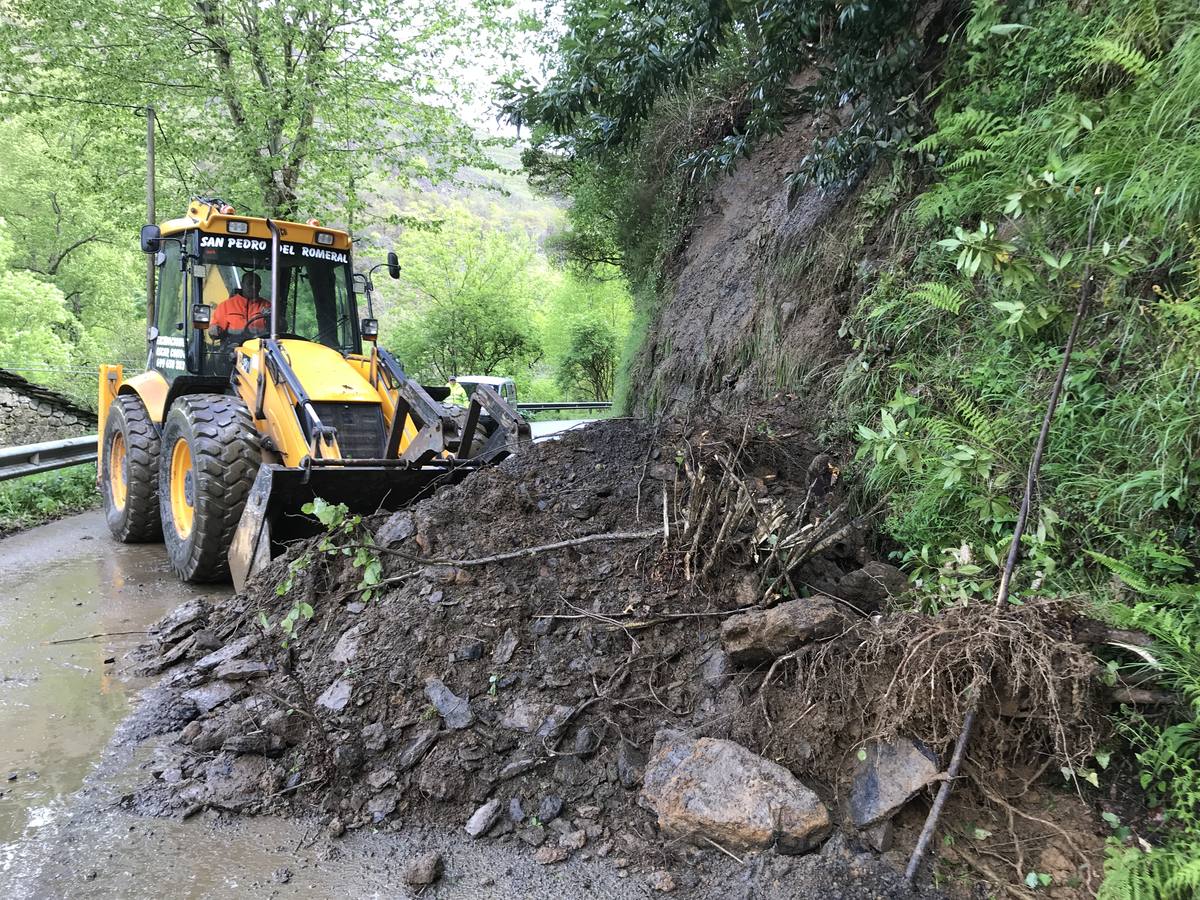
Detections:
[126, 403, 1115, 897]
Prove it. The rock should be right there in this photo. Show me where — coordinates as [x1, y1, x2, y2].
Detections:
[333, 743, 363, 775]
[190, 629, 222, 654]
[720, 597, 843, 664]
[141, 635, 195, 674]
[536, 704, 575, 741]
[194, 635, 258, 673]
[450, 639, 485, 662]
[316, 677, 353, 712]
[641, 730, 831, 853]
[367, 768, 396, 790]
[377, 510, 415, 546]
[361, 722, 388, 753]
[492, 628, 519, 665]
[615, 741, 647, 789]
[367, 790, 398, 822]
[519, 825, 547, 847]
[499, 699, 546, 733]
[465, 799, 502, 838]
[649, 871, 677, 893]
[153, 598, 209, 644]
[402, 850, 444, 886]
[572, 725, 600, 756]
[272, 867, 292, 885]
[498, 756, 538, 781]
[330, 623, 370, 664]
[327, 818, 346, 838]
[534, 846, 570, 865]
[561, 829, 587, 850]
[509, 797, 526, 823]
[396, 728, 439, 770]
[699, 647, 732, 690]
[863, 820, 894, 852]
[181, 681, 243, 714]
[836, 562, 909, 614]
[194, 754, 272, 811]
[214, 658, 269, 681]
[538, 795, 564, 822]
[425, 678, 474, 729]
[848, 738, 939, 828]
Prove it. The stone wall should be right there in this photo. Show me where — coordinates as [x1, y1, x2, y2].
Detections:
[0, 369, 97, 447]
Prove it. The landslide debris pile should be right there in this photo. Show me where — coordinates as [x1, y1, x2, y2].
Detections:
[129, 403, 1101, 887]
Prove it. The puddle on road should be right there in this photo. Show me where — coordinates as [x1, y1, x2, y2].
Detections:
[0, 511, 223, 845]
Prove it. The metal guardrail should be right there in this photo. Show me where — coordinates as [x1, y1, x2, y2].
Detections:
[0, 435, 97, 482]
[517, 401, 612, 413]
[0, 401, 610, 482]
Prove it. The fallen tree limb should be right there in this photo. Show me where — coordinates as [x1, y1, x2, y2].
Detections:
[375, 529, 663, 568]
[905, 198, 1102, 886]
[47, 630, 148, 645]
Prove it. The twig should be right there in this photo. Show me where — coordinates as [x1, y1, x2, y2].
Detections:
[705, 837, 745, 865]
[376, 529, 663, 568]
[47, 630, 148, 644]
[904, 197, 1102, 886]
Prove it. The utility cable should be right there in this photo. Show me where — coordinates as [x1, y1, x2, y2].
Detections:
[0, 87, 145, 111]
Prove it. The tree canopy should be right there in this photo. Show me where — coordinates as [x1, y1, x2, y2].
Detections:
[0, 0, 506, 217]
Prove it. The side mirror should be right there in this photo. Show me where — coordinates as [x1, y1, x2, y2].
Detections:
[360, 318, 379, 342]
[386, 251, 401, 280]
[191, 303, 212, 329]
[140, 224, 161, 253]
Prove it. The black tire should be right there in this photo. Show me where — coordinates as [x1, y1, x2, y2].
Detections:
[101, 394, 162, 542]
[159, 394, 261, 582]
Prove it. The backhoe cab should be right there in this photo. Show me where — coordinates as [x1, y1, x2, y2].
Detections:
[99, 198, 530, 590]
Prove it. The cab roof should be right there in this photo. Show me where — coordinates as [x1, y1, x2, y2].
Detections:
[160, 199, 352, 251]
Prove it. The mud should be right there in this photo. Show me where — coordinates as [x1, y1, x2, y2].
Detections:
[114, 405, 966, 896]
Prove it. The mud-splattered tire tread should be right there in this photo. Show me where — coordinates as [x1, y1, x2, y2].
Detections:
[102, 394, 162, 542]
[160, 394, 261, 582]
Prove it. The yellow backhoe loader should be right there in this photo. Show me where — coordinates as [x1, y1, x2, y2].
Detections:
[97, 198, 529, 590]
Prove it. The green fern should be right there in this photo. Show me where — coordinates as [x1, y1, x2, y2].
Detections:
[1083, 36, 1158, 81]
[950, 387, 1001, 448]
[907, 281, 970, 314]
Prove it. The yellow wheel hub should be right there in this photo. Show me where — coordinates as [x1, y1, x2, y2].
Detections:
[169, 437, 195, 540]
[109, 432, 128, 510]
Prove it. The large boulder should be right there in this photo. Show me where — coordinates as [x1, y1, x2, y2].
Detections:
[720, 596, 843, 664]
[641, 730, 831, 854]
[848, 738, 940, 828]
[836, 562, 909, 614]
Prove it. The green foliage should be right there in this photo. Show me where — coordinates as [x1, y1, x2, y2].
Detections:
[379, 202, 543, 381]
[503, 0, 929, 189]
[0, 0, 505, 217]
[0, 465, 98, 533]
[1092, 556, 1200, 899]
[267, 498, 383, 646]
[555, 313, 619, 400]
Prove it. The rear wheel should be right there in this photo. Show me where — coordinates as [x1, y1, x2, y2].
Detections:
[101, 394, 162, 542]
[159, 395, 261, 582]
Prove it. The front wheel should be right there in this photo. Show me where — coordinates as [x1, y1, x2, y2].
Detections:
[101, 394, 162, 542]
[159, 395, 261, 582]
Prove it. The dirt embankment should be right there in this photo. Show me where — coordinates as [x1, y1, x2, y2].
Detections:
[127, 405, 1111, 897]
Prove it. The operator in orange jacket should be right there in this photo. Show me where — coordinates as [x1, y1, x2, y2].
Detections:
[210, 272, 271, 337]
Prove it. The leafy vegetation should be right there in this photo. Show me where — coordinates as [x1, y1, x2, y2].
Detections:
[519, 0, 1200, 891]
[0, 465, 98, 533]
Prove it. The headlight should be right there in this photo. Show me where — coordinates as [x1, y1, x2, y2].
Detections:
[316, 232, 334, 246]
[227, 220, 249, 234]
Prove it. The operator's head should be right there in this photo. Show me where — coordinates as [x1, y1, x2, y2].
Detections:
[242, 272, 262, 298]
[448, 376, 458, 383]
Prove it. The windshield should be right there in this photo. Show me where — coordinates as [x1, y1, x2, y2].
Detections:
[195, 236, 355, 355]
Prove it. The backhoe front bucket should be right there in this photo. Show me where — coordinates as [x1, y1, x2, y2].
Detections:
[228, 462, 474, 592]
